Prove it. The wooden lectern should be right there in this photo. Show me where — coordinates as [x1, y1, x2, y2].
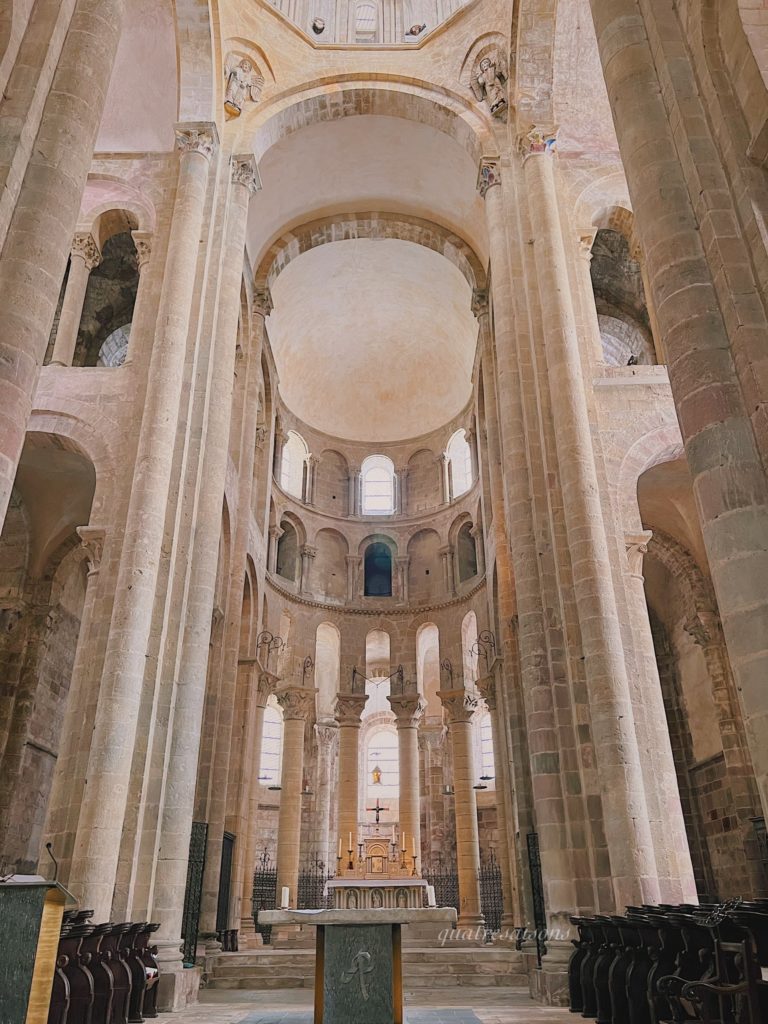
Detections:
[0, 879, 68, 1024]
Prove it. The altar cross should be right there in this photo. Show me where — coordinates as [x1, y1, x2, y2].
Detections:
[366, 798, 389, 824]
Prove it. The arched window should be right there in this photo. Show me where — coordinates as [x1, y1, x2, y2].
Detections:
[315, 622, 341, 720]
[276, 520, 298, 580]
[366, 727, 399, 800]
[446, 430, 473, 499]
[364, 542, 393, 597]
[456, 522, 478, 582]
[281, 430, 309, 499]
[416, 623, 440, 716]
[473, 705, 495, 789]
[259, 695, 284, 786]
[97, 324, 131, 367]
[461, 610, 479, 686]
[355, 0, 377, 42]
[361, 455, 395, 515]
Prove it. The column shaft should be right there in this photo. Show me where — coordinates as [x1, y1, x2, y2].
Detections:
[274, 687, 315, 908]
[0, 0, 125, 530]
[239, 680, 271, 942]
[335, 693, 368, 859]
[151, 158, 258, 966]
[388, 690, 425, 866]
[49, 235, 101, 366]
[68, 124, 217, 920]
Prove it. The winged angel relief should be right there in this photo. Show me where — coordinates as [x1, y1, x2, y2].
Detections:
[471, 51, 508, 119]
[224, 54, 265, 118]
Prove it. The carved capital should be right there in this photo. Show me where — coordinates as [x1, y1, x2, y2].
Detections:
[254, 287, 273, 317]
[334, 692, 369, 726]
[276, 685, 316, 721]
[300, 544, 317, 559]
[625, 530, 653, 579]
[257, 672, 275, 705]
[471, 288, 489, 319]
[684, 612, 717, 649]
[315, 721, 339, 750]
[518, 125, 559, 160]
[131, 230, 152, 272]
[418, 723, 447, 753]
[578, 229, 596, 262]
[174, 121, 219, 160]
[477, 157, 501, 198]
[388, 692, 427, 728]
[474, 674, 497, 711]
[77, 526, 106, 575]
[71, 233, 101, 271]
[232, 154, 261, 194]
[438, 688, 479, 724]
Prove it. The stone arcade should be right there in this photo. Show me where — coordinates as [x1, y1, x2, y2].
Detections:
[1, 0, 768, 1022]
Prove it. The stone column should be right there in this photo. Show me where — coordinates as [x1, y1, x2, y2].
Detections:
[119, 233, 153, 369]
[300, 545, 316, 595]
[273, 430, 288, 481]
[438, 689, 483, 928]
[268, 526, 283, 574]
[334, 692, 369, 863]
[152, 155, 259, 1002]
[68, 122, 217, 920]
[396, 556, 410, 604]
[305, 455, 319, 506]
[439, 453, 451, 504]
[470, 525, 485, 576]
[475, 673, 518, 931]
[388, 686, 426, 866]
[419, 724, 447, 862]
[521, 134, 666, 908]
[0, 0, 125, 532]
[49, 233, 101, 366]
[345, 555, 360, 603]
[395, 468, 408, 515]
[240, 673, 274, 946]
[275, 686, 316, 908]
[314, 721, 339, 869]
[589, 0, 768, 822]
[348, 466, 361, 516]
[439, 546, 455, 596]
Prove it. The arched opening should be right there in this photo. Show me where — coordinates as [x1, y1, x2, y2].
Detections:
[315, 622, 341, 721]
[364, 542, 392, 597]
[355, 1, 378, 43]
[590, 228, 656, 366]
[461, 610, 479, 687]
[446, 429, 473, 499]
[456, 522, 478, 582]
[365, 727, 399, 801]
[361, 455, 395, 516]
[416, 623, 441, 717]
[472, 705, 495, 790]
[280, 430, 309, 499]
[276, 520, 299, 581]
[259, 695, 284, 787]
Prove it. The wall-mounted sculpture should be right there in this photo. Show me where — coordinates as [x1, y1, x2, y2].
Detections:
[224, 53, 265, 118]
[471, 51, 507, 119]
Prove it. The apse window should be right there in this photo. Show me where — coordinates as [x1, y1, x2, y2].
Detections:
[364, 541, 393, 597]
[361, 455, 395, 515]
[355, 1, 377, 42]
[446, 429, 473, 499]
[280, 430, 309, 499]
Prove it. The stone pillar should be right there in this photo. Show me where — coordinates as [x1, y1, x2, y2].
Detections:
[348, 466, 361, 516]
[439, 545, 455, 596]
[469, 525, 485, 576]
[575, 229, 605, 365]
[334, 692, 368, 863]
[396, 556, 410, 604]
[521, 134, 665, 907]
[268, 526, 283, 574]
[305, 455, 320, 506]
[439, 453, 451, 504]
[419, 724, 447, 862]
[273, 430, 288, 481]
[240, 673, 274, 946]
[152, 155, 259, 1004]
[388, 687, 425, 866]
[395, 468, 408, 514]
[589, 0, 768, 823]
[624, 531, 695, 899]
[438, 689, 483, 928]
[314, 721, 339, 869]
[118, 232, 153, 369]
[68, 122, 217, 920]
[300, 545, 316, 595]
[475, 673, 518, 931]
[275, 686, 315, 908]
[345, 555, 360, 603]
[49, 233, 101, 366]
[0, 0, 125, 532]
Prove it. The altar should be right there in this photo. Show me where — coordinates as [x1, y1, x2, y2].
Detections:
[259, 908, 457, 1024]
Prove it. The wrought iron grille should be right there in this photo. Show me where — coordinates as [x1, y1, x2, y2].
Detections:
[216, 831, 236, 933]
[252, 847, 277, 945]
[479, 849, 503, 935]
[297, 857, 333, 910]
[526, 831, 547, 968]
[423, 855, 460, 914]
[181, 821, 208, 967]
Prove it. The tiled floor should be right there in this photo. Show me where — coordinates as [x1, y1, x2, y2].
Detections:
[175, 988, 572, 1023]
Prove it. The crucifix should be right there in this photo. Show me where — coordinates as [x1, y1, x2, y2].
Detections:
[366, 798, 389, 826]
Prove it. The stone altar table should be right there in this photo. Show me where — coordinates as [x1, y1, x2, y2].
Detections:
[260, 908, 457, 1024]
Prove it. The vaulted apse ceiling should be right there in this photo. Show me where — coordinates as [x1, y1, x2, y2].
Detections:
[266, 238, 476, 442]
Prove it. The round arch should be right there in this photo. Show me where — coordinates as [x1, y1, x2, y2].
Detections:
[617, 424, 686, 533]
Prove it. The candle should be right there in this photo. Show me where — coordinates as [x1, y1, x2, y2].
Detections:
[338, 838, 342, 859]
[348, 832, 352, 850]
[401, 831, 406, 852]
[411, 836, 416, 855]
[281, 886, 289, 909]
[391, 825, 396, 844]
[427, 885, 436, 907]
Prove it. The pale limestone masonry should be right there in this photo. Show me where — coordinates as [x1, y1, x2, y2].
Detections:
[0, 0, 767, 1014]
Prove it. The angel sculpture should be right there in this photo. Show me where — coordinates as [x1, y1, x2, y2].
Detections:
[472, 53, 508, 119]
[224, 55, 264, 118]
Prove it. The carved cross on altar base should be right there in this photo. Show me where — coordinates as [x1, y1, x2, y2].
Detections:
[366, 798, 389, 826]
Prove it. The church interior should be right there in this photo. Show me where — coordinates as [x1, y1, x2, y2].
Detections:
[1, 1, 768, 1022]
